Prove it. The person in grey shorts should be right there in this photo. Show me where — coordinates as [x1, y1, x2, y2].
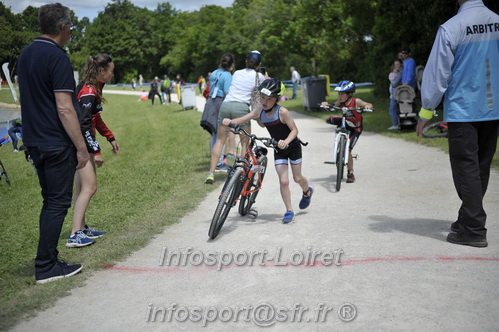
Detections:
[205, 50, 266, 184]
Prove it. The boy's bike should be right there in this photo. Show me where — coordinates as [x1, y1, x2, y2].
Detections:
[320, 104, 374, 192]
[422, 121, 448, 138]
[208, 124, 277, 240]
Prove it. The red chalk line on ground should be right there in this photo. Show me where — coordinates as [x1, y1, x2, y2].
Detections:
[100, 256, 499, 274]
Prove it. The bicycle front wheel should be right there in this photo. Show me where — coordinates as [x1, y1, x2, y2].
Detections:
[336, 135, 346, 192]
[422, 121, 448, 138]
[209, 168, 243, 239]
[239, 155, 268, 216]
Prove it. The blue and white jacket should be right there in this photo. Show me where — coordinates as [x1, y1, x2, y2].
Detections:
[421, 0, 499, 122]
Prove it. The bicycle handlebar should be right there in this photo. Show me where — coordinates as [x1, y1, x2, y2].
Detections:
[228, 123, 278, 148]
[228, 123, 308, 148]
[319, 104, 374, 113]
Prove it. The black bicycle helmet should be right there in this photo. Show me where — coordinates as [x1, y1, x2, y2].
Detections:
[334, 80, 356, 93]
[246, 50, 262, 65]
[259, 78, 285, 98]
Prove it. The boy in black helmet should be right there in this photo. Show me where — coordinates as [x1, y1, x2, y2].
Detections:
[222, 78, 313, 223]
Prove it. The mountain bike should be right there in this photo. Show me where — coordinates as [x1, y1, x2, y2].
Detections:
[422, 121, 448, 138]
[320, 104, 374, 192]
[208, 124, 277, 239]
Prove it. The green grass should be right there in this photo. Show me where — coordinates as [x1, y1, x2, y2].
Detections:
[0, 94, 217, 330]
[0, 85, 497, 330]
[0, 86, 19, 105]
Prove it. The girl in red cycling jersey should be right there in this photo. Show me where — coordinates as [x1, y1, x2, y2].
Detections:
[67, 54, 120, 248]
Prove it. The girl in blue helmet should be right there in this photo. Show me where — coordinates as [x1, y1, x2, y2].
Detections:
[223, 78, 313, 223]
[321, 80, 373, 183]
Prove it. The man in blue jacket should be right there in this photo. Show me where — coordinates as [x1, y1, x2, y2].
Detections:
[400, 48, 416, 90]
[417, 0, 499, 247]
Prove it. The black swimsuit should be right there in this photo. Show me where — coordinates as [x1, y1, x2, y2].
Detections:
[260, 105, 302, 165]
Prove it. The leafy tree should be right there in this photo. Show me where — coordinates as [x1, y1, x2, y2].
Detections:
[0, 4, 37, 77]
[4, 0, 496, 91]
[160, 5, 231, 81]
[81, 0, 157, 82]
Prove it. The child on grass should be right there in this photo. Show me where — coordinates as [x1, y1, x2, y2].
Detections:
[321, 80, 373, 183]
[222, 78, 313, 223]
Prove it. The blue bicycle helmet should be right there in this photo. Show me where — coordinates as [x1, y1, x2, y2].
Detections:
[334, 80, 356, 93]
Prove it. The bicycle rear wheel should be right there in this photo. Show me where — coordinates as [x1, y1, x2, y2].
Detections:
[209, 168, 243, 239]
[239, 155, 268, 216]
[422, 121, 448, 138]
[336, 136, 346, 192]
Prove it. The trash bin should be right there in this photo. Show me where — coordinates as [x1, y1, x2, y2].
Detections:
[181, 85, 197, 110]
[301, 77, 326, 112]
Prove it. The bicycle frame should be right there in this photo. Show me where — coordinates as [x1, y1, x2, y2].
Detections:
[331, 116, 350, 166]
[220, 126, 273, 204]
[232, 137, 266, 200]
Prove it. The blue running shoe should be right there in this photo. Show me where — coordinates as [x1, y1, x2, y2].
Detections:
[66, 230, 95, 248]
[299, 186, 314, 210]
[83, 225, 106, 239]
[282, 211, 295, 223]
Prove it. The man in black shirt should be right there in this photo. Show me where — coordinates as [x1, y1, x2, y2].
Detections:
[17, 2, 89, 284]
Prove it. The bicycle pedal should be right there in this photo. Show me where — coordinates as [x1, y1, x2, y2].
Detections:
[352, 154, 358, 160]
[324, 161, 335, 164]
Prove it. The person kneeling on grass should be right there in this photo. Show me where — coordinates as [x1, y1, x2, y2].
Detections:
[222, 78, 313, 223]
[321, 80, 373, 184]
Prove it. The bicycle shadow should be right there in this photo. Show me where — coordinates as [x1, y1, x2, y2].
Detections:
[308, 175, 341, 194]
[368, 215, 451, 242]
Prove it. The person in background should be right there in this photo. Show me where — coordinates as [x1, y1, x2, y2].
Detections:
[161, 75, 171, 104]
[400, 48, 416, 90]
[416, 0, 499, 248]
[17, 2, 89, 284]
[197, 76, 206, 94]
[200, 53, 235, 172]
[388, 58, 403, 130]
[290, 66, 301, 100]
[175, 74, 185, 104]
[205, 50, 266, 184]
[8, 119, 22, 152]
[149, 77, 163, 106]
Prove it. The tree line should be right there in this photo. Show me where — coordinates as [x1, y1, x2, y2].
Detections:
[1, 0, 498, 97]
